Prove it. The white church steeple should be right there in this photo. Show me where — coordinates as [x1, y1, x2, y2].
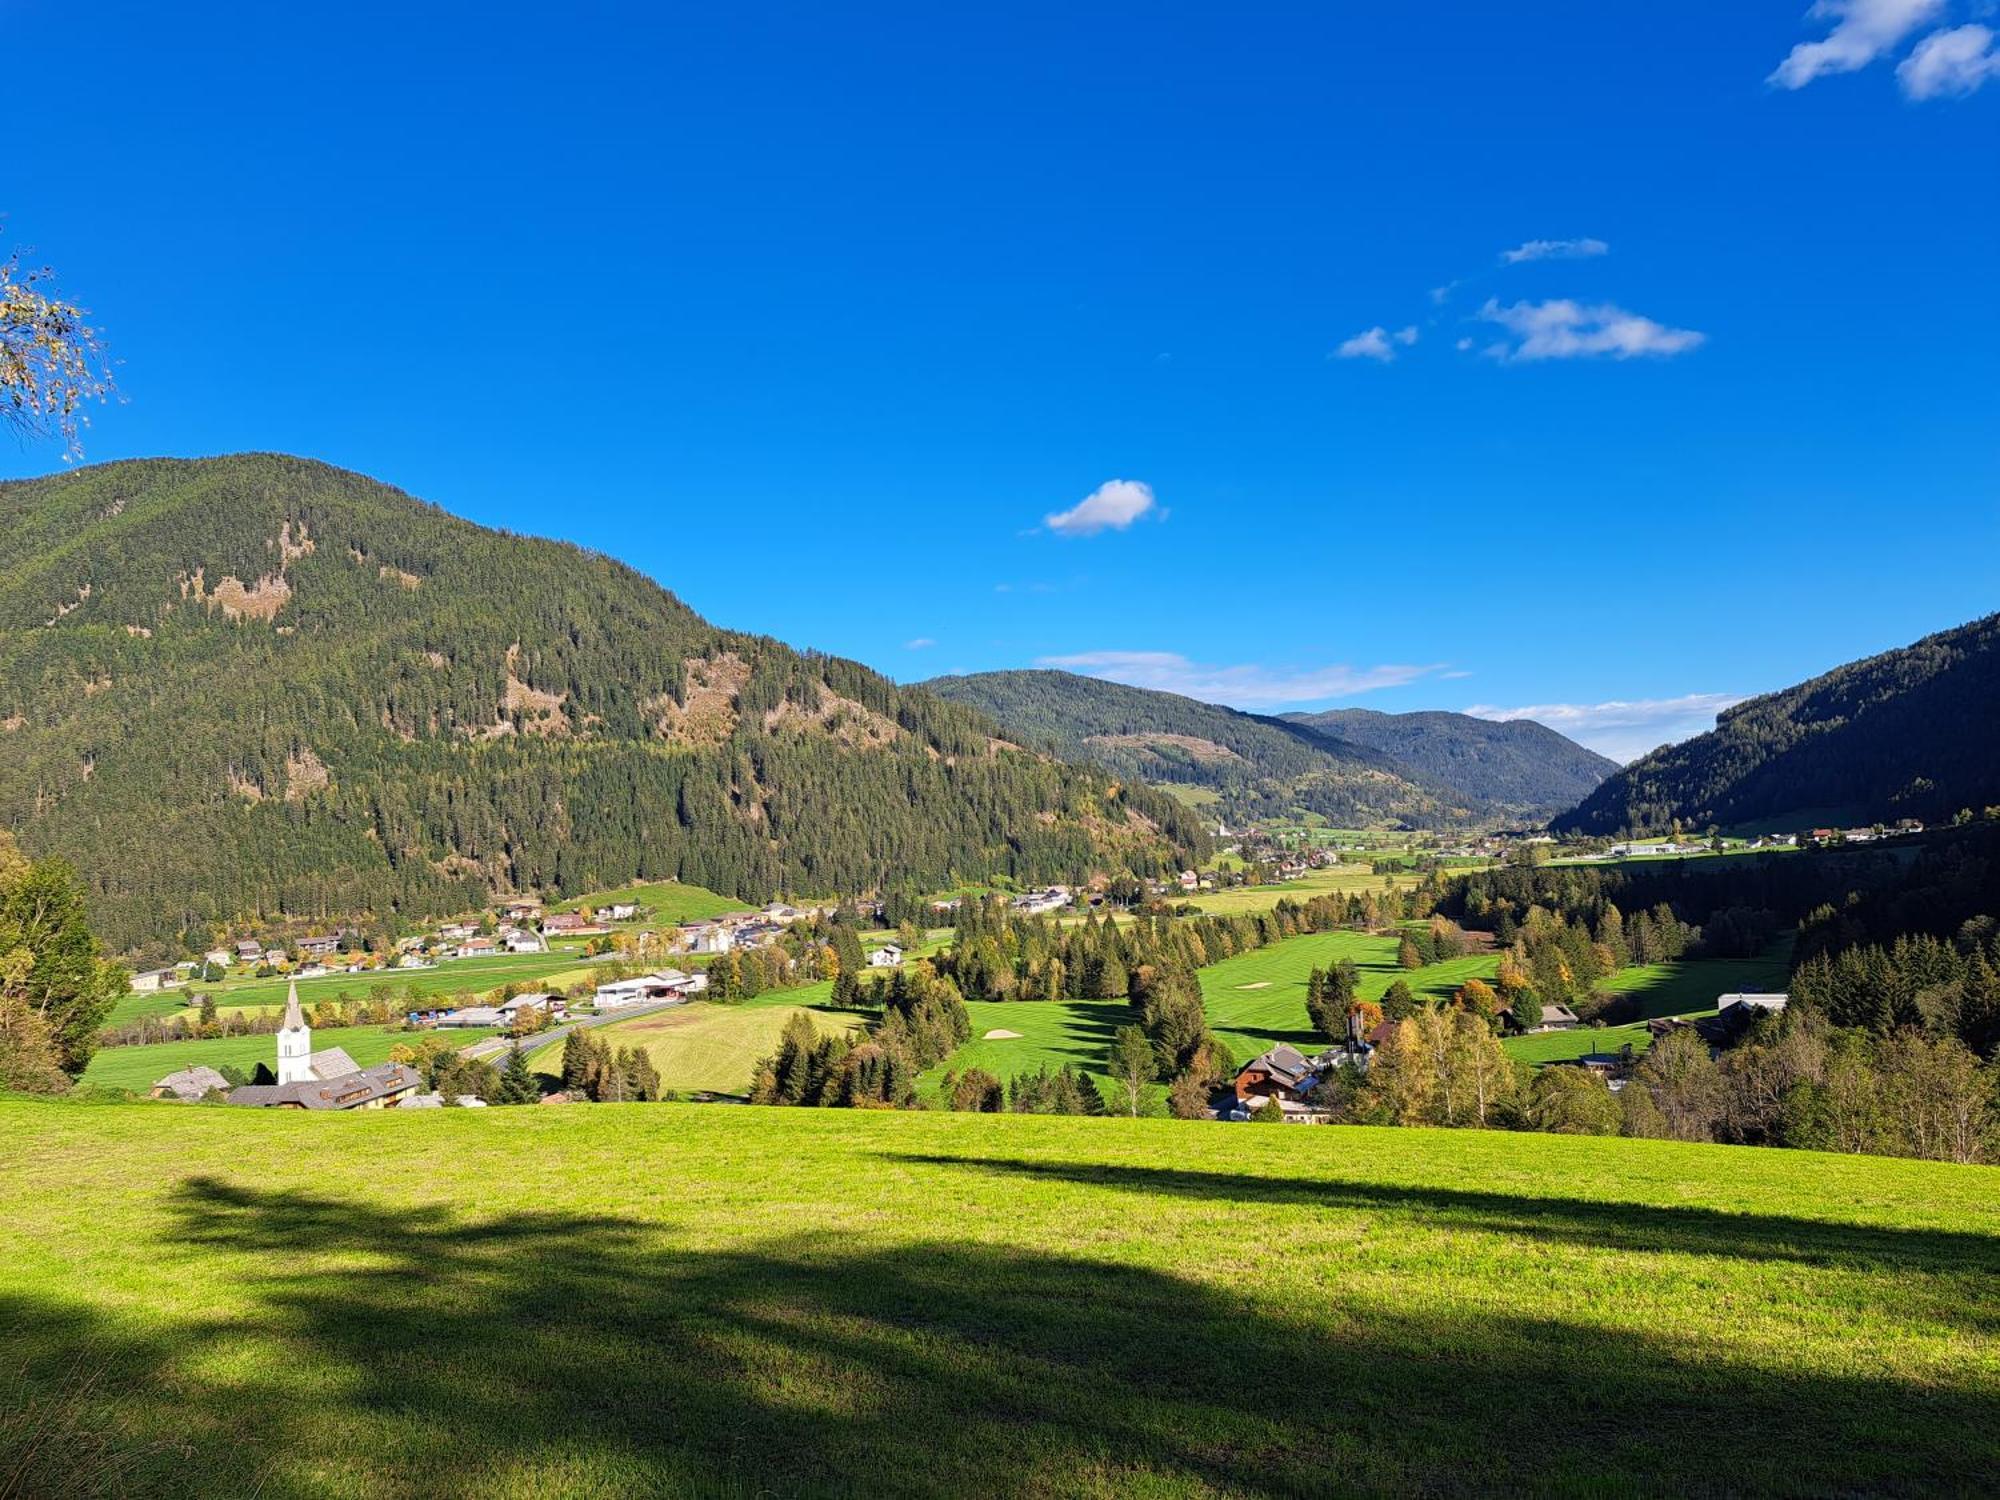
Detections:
[276, 980, 312, 1085]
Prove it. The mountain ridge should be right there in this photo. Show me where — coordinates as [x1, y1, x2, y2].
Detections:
[1552, 612, 2000, 835]
[0, 455, 1205, 952]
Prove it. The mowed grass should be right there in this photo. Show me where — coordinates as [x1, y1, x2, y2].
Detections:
[531, 986, 865, 1095]
[2, 1100, 1995, 1498]
[77, 1024, 498, 1092]
[1199, 930, 1499, 1063]
[1596, 946, 1792, 1019]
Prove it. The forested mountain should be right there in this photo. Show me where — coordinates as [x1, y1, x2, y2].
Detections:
[1282, 708, 1617, 821]
[1554, 613, 2000, 836]
[0, 456, 1205, 953]
[921, 670, 1465, 827]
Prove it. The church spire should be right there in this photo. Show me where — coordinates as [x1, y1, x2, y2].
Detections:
[281, 978, 305, 1033]
[276, 979, 312, 1085]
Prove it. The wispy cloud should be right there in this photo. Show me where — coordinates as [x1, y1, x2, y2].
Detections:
[1476, 298, 1706, 361]
[1464, 692, 1749, 763]
[1769, 0, 1944, 89]
[1035, 650, 1445, 708]
[904, 637, 936, 650]
[1897, 22, 2000, 96]
[1334, 325, 1419, 362]
[1500, 237, 1609, 264]
[1043, 479, 1158, 537]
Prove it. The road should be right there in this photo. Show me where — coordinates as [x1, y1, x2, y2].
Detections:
[455, 999, 687, 1069]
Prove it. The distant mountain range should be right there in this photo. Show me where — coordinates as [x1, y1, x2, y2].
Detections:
[0, 456, 1205, 952]
[1281, 708, 1619, 821]
[922, 671, 1613, 826]
[1554, 612, 2000, 836]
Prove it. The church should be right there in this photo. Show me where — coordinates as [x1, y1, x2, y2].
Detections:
[227, 982, 422, 1110]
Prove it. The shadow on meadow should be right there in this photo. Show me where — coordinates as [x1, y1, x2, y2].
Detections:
[2, 1169, 1995, 1497]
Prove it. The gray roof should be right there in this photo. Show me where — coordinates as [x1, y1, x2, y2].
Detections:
[152, 1065, 231, 1100]
[308, 1047, 359, 1079]
[228, 1062, 421, 1111]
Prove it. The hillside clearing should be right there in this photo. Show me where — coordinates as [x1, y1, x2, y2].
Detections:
[2, 1100, 1993, 1497]
[530, 989, 864, 1095]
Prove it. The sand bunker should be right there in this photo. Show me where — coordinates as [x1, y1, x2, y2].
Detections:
[1236, 981, 1272, 990]
[981, 1028, 1023, 1040]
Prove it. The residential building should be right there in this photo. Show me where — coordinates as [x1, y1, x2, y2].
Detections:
[867, 943, 904, 968]
[150, 1065, 231, 1101]
[128, 967, 181, 994]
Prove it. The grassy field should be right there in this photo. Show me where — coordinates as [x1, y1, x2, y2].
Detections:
[1199, 929, 1498, 1064]
[3, 1099, 1994, 1497]
[1181, 865, 1424, 916]
[1595, 948, 1792, 1019]
[551, 877, 751, 922]
[78, 1024, 499, 1092]
[530, 985, 866, 1095]
[106, 949, 594, 1028]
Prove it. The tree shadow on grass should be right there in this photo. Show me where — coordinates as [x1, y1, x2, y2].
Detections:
[889, 1153, 2000, 1310]
[2, 1172, 1995, 1497]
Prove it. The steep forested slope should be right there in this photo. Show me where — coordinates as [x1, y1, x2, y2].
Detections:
[1284, 708, 1617, 821]
[1553, 613, 2000, 836]
[0, 456, 1203, 951]
[922, 670, 1463, 827]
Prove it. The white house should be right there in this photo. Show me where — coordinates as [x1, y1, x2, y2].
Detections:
[128, 967, 181, 994]
[594, 970, 699, 1009]
[679, 921, 734, 955]
[604, 902, 641, 922]
[867, 944, 904, 969]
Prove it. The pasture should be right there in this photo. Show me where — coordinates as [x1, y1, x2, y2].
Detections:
[3, 1098, 1994, 1497]
[531, 985, 865, 1095]
[78, 1024, 499, 1092]
[552, 877, 750, 922]
[1182, 865, 1424, 917]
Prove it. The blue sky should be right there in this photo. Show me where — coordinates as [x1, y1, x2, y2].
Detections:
[4, 1, 1996, 760]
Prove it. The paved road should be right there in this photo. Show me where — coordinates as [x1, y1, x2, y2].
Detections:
[455, 999, 686, 1068]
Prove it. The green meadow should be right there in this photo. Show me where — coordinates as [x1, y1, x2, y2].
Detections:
[77, 1024, 500, 1092]
[552, 877, 751, 922]
[531, 985, 866, 1095]
[3, 1098, 1994, 1497]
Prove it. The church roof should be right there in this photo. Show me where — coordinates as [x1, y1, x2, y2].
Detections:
[281, 979, 306, 1033]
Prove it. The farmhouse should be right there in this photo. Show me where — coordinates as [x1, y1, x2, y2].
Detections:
[1503, 1001, 1579, 1034]
[1228, 1044, 1359, 1122]
[500, 900, 542, 923]
[233, 940, 263, 963]
[604, 902, 641, 922]
[762, 903, 804, 924]
[500, 928, 545, 954]
[678, 920, 734, 955]
[867, 943, 904, 968]
[455, 935, 498, 958]
[128, 967, 181, 994]
[149, 1065, 230, 1101]
[296, 934, 340, 958]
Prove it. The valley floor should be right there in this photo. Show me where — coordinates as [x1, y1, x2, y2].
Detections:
[2, 1098, 1994, 1498]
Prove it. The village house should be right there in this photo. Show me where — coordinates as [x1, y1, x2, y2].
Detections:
[603, 901, 641, 922]
[499, 927, 545, 954]
[454, 935, 498, 959]
[594, 969, 703, 1009]
[296, 934, 340, 959]
[234, 939, 264, 963]
[732, 920, 786, 947]
[542, 911, 606, 938]
[761, 902, 804, 924]
[500, 900, 542, 924]
[867, 943, 904, 968]
[128, 967, 182, 994]
[149, 1065, 231, 1101]
[678, 920, 734, 955]
[1226, 1044, 1359, 1122]
[1503, 1001, 1580, 1034]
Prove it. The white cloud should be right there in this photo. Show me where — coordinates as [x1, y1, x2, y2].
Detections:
[1043, 479, 1157, 537]
[1035, 650, 1444, 708]
[904, 637, 936, 650]
[1769, 0, 1945, 89]
[1477, 298, 1706, 361]
[1500, 238, 1610, 264]
[1464, 693, 1749, 763]
[1898, 23, 2000, 96]
[1335, 325, 1417, 362]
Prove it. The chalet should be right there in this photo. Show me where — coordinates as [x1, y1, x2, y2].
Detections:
[867, 944, 904, 969]
[150, 1065, 231, 1101]
[1178, 871, 1200, 891]
[1502, 1001, 1579, 1034]
[1230, 1044, 1359, 1122]
[762, 903, 805, 924]
[438, 921, 477, 941]
[500, 900, 543, 923]
[234, 940, 264, 963]
[297, 934, 340, 958]
[265, 949, 289, 967]
[129, 967, 181, 994]
[1011, 887, 1072, 916]
[1695, 993, 1789, 1046]
[454, 936, 498, 959]
[296, 962, 328, 979]
[500, 928, 545, 954]
[1555, 1049, 1634, 1091]
[604, 902, 641, 922]
[205, 948, 233, 968]
[542, 911, 607, 937]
